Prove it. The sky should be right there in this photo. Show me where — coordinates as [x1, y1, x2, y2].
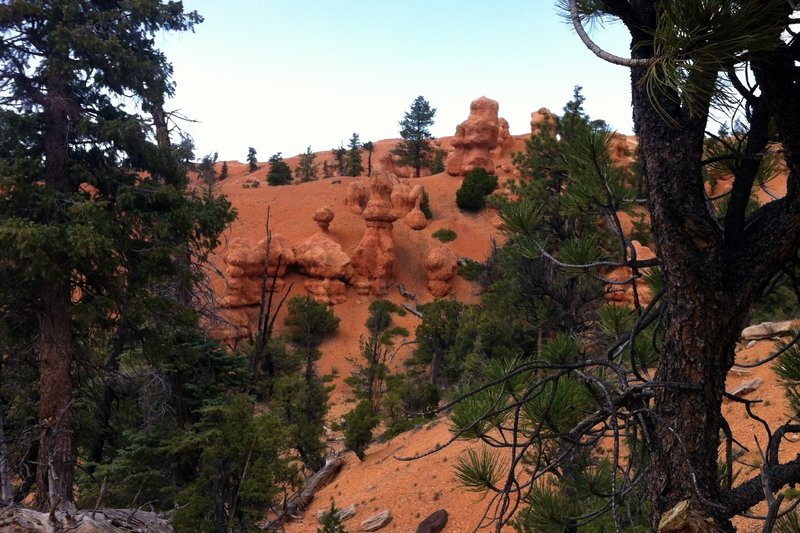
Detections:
[157, 1, 634, 162]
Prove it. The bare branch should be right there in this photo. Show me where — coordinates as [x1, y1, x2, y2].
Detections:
[531, 239, 660, 270]
[568, 0, 657, 68]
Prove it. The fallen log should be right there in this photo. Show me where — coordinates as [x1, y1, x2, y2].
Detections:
[0, 505, 174, 532]
[261, 453, 345, 530]
[402, 303, 423, 318]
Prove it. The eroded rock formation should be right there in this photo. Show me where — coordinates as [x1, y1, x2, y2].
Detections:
[491, 117, 513, 157]
[446, 96, 503, 176]
[390, 180, 414, 217]
[345, 181, 368, 215]
[304, 278, 347, 305]
[605, 240, 655, 307]
[221, 235, 294, 308]
[388, 179, 428, 230]
[425, 246, 458, 297]
[404, 194, 427, 230]
[313, 206, 334, 232]
[531, 107, 558, 134]
[294, 232, 354, 281]
[295, 209, 355, 304]
[351, 174, 398, 295]
[214, 235, 295, 344]
[379, 151, 417, 178]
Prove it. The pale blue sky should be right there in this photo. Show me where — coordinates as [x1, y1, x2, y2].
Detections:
[158, 1, 633, 161]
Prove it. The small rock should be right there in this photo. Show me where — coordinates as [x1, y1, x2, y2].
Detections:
[729, 377, 763, 397]
[746, 340, 757, 349]
[741, 320, 800, 340]
[360, 509, 391, 531]
[317, 503, 357, 523]
[416, 509, 448, 533]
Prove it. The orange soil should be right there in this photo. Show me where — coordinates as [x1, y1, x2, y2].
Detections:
[207, 136, 796, 532]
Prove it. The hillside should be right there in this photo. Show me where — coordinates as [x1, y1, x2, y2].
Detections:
[201, 99, 793, 532]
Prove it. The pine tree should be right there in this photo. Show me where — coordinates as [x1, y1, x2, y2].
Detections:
[267, 152, 293, 186]
[170, 394, 300, 531]
[247, 147, 259, 172]
[0, 1, 235, 512]
[413, 298, 465, 385]
[430, 148, 447, 174]
[362, 141, 375, 177]
[344, 133, 364, 177]
[392, 96, 436, 177]
[343, 400, 378, 461]
[198, 151, 218, 192]
[348, 300, 408, 405]
[558, 2, 800, 528]
[448, 1, 800, 526]
[332, 146, 347, 176]
[296, 146, 319, 182]
[322, 160, 333, 179]
[220, 160, 229, 180]
[272, 296, 339, 471]
[285, 296, 341, 380]
[455, 168, 498, 211]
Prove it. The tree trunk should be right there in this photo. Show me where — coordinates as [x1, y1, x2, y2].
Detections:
[632, 89, 740, 530]
[0, 413, 12, 501]
[35, 49, 76, 511]
[0, 506, 175, 532]
[87, 325, 127, 471]
[630, 45, 761, 531]
[430, 351, 441, 385]
[649, 278, 746, 531]
[35, 286, 74, 512]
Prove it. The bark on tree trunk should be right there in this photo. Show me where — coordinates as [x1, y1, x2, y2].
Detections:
[0, 413, 12, 501]
[650, 283, 746, 531]
[626, 28, 741, 526]
[430, 351, 441, 386]
[36, 42, 76, 512]
[35, 286, 74, 512]
[629, 46, 763, 531]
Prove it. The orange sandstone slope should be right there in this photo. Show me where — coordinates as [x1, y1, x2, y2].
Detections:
[209, 143, 519, 532]
[207, 123, 794, 532]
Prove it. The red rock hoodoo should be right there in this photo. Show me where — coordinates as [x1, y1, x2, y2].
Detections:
[446, 96, 504, 176]
[351, 174, 399, 296]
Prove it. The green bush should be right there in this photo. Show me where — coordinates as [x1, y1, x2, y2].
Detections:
[343, 400, 378, 461]
[430, 148, 447, 174]
[456, 167, 498, 211]
[317, 499, 348, 533]
[420, 190, 433, 219]
[399, 381, 440, 415]
[457, 258, 483, 281]
[432, 227, 457, 242]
